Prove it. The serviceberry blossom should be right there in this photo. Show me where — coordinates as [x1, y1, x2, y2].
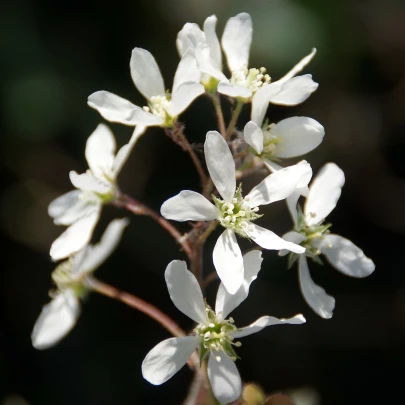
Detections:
[161, 130, 310, 294]
[49, 124, 131, 261]
[88, 48, 204, 144]
[280, 163, 375, 318]
[32, 218, 128, 350]
[142, 253, 305, 404]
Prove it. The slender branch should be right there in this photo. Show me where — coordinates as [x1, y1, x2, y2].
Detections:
[226, 100, 244, 140]
[198, 221, 218, 245]
[114, 193, 192, 259]
[209, 93, 227, 138]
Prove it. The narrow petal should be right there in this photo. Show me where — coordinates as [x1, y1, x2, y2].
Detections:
[251, 81, 283, 126]
[204, 131, 236, 201]
[170, 81, 205, 117]
[79, 218, 129, 274]
[112, 142, 135, 177]
[208, 352, 242, 404]
[215, 250, 262, 319]
[130, 48, 165, 100]
[172, 49, 201, 92]
[195, 44, 227, 81]
[31, 290, 80, 350]
[298, 255, 335, 319]
[69, 171, 111, 195]
[203, 15, 222, 68]
[286, 190, 301, 226]
[263, 158, 283, 172]
[142, 336, 199, 385]
[129, 125, 147, 146]
[213, 230, 244, 294]
[85, 124, 116, 178]
[278, 48, 317, 83]
[222, 13, 252, 72]
[87, 91, 140, 125]
[304, 163, 345, 226]
[217, 81, 252, 99]
[160, 190, 219, 222]
[279, 231, 306, 257]
[165, 260, 207, 324]
[243, 121, 263, 154]
[50, 208, 100, 261]
[125, 108, 164, 126]
[176, 23, 205, 57]
[246, 161, 312, 207]
[233, 314, 305, 338]
[245, 223, 305, 254]
[272, 117, 325, 158]
[48, 190, 82, 225]
[319, 234, 375, 278]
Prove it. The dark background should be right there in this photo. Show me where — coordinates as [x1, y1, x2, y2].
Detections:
[2, 0, 405, 404]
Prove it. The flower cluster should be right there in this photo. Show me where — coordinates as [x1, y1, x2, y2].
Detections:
[32, 12, 375, 404]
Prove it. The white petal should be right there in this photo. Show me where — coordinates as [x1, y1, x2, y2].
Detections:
[85, 124, 116, 178]
[125, 108, 165, 126]
[272, 117, 325, 158]
[279, 231, 306, 256]
[69, 171, 112, 195]
[129, 125, 147, 146]
[78, 218, 129, 274]
[233, 314, 305, 339]
[160, 190, 219, 222]
[221, 12, 252, 72]
[130, 48, 165, 100]
[269, 75, 319, 106]
[286, 190, 301, 226]
[165, 260, 207, 324]
[246, 161, 312, 207]
[304, 163, 345, 226]
[203, 15, 222, 68]
[245, 223, 305, 254]
[87, 91, 140, 125]
[278, 48, 317, 83]
[208, 352, 242, 404]
[50, 208, 100, 261]
[213, 230, 244, 294]
[195, 44, 227, 81]
[251, 82, 283, 126]
[176, 23, 205, 57]
[298, 255, 335, 319]
[31, 290, 80, 350]
[172, 49, 201, 92]
[243, 121, 263, 154]
[204, 131, 236, 201]
[263, 158, 283, 172]
[170, 81, 205, 117]
[215, 250, 262, 319]
[142, 336, 199, 385]
[217, 80, 252, 99]
[319, 234, 375, 278]
[48, 190, 83, 225]
[113, 142, 134, 177]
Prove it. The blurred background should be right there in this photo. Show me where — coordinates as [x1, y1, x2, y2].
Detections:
[1, 0, 405, 404]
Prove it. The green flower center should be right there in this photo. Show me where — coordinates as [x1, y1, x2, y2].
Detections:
[51, 260, 86, 297]
[261, 124, 282, 158]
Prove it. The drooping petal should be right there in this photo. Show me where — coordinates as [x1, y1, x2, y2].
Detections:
[217, 81, 252, 99]
[130, 48, 165, 100]
[204, 131, 236, 201]
[279, 231, 306, 256]
[215, 250, 262, 319]
[298, 255, 335, 319]
[87, 91, 141, 125]
[304, 163, 345, 226]
[208, 351, 242, 404]
[203, 15, 222, 68]
[165, 260, 207, 324]
[272, 117, 325, 158]
[246, 161, 312, 207]
[278, 48, 317, 83]
[170, 81, 205, 117]
[233, 314, 305, 338]
[50, 208, 100, 261]
[172, 49, 201, 92]
[142, 336, 199, 385]
[31, 290, 80, 350]
[48, 190, 83, 225]
[243, 121, 263, 154]
[69, 171, 112, 195]
[221, 13, 252, 72]
[78, 218, 129, 274]
[245, 223, 305, 254]
[213, 229, 244, 294]
[160, 190, 219, 222]
[319, 234, 375, 278]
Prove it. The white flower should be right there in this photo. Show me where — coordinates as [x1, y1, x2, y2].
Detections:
[49, 124, 131, 261]
[142, 254, 305, 404]
[161, 130, 309, 294]
[280, 163, 375, 318]
[88, 48, 205, 144]
[32, 218, 129, 350]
